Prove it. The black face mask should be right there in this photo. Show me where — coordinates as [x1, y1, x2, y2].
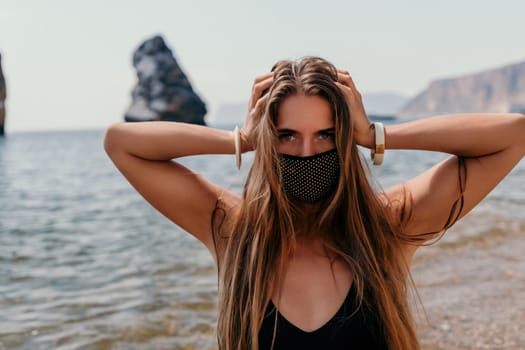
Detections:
[279, 149, 340, 203]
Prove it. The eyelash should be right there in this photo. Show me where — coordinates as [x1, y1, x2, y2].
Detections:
[278, 133, 296, 142]
[319, 132, 335, 140]
[278, 132, 295, 141]
[278, 132, 335, 142]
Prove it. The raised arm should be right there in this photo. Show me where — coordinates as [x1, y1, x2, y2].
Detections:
[386, 113, 525, 156]
[385, 113, 525, 237]
[336, 71, 525, 246]
[103, 73, 273, 258]
[103, 122, 237, 254]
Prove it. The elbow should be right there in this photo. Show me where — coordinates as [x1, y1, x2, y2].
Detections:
[518, 113, 525, 157]
[103, 122, 126, 157]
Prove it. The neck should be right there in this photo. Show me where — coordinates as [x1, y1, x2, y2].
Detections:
[290, 201, 326, 239]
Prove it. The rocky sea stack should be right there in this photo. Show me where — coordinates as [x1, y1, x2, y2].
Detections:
[399, 60, 525, 118]
[0, 52, 6, 135]
[124, 35, 207, 125]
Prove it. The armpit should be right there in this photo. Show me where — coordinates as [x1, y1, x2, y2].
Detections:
[211, 190, 240, 273]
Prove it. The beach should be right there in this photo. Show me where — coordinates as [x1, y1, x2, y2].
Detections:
[414, 213, 525, 349]
[0, 128, 523, 349]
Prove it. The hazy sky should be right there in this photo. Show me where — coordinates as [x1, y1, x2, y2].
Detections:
[1, 0, 524, 132]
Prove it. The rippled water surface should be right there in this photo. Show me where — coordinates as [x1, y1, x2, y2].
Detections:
[0, 127, 524, 349]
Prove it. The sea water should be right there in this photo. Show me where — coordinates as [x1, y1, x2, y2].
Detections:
[0, 125, 523, 349]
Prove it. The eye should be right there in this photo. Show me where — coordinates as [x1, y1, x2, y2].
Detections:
[318, 131, 335, 141]
[278, 132, 296, 142]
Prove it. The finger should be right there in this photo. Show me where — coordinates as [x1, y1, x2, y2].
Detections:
[336, 81, 354, 97]
[346, 77, 362, 100]
[335, 81, 349, 90]
[253, 91, 271, 114]
[253, 75, 273, 94]
[344, 75, 358, 91]
[337, 70, 351, 82]
[250, 76, 273, 109]
[336, 82, 358, 107]
[337, 72, 353, 84]
[336, 70, 358, 89]
[337, 76, 352, 88]
[253, 72, 274, 85]
[337, 75, 361, 99]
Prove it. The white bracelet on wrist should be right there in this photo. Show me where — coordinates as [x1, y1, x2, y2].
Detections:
[233, 126, 242, 170]
[371, 122, 385, 166]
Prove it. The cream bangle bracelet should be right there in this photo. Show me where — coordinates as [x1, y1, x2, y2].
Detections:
[233, 126, 242, 170]
[371, 122, 385, 166]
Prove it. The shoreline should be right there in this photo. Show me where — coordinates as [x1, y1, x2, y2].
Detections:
[1, 220, 523, 350]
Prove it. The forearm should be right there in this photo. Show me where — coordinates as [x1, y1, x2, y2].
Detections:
[104, 121, 235, 160]
[385, 113, 525, 157]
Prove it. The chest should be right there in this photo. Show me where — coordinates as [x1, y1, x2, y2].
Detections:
[270, 252, 353, 332]
[261, 253, 387, 349]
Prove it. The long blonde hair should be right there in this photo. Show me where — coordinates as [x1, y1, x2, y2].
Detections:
[215, 56, 421, 350]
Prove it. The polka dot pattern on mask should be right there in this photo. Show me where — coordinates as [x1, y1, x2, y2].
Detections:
[279, 149, 340, 203]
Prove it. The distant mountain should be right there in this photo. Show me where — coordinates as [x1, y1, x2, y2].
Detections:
[398, 60, 525, 118]
[211, 92, 408, 126]
[362, 92, 409, 115]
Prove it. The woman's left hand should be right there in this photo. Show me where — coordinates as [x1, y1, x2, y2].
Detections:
[336, 71, 374, 148]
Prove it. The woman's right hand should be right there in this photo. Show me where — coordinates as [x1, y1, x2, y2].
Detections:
[240, 72, 273, 152]
[336, 70, 374, 149]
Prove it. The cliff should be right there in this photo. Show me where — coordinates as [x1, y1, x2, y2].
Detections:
[124, 35, 207, 125]
[0, 52, 6, 135]
[398, 60, 525, 118]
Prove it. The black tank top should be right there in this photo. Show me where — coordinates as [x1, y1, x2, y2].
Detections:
[258, 283, 389, 350]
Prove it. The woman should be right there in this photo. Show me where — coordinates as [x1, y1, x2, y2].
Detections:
[104, 57, 525, 350]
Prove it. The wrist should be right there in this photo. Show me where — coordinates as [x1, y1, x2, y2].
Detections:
[239, 127, 254, 152]
[355, 123, 375, 149]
